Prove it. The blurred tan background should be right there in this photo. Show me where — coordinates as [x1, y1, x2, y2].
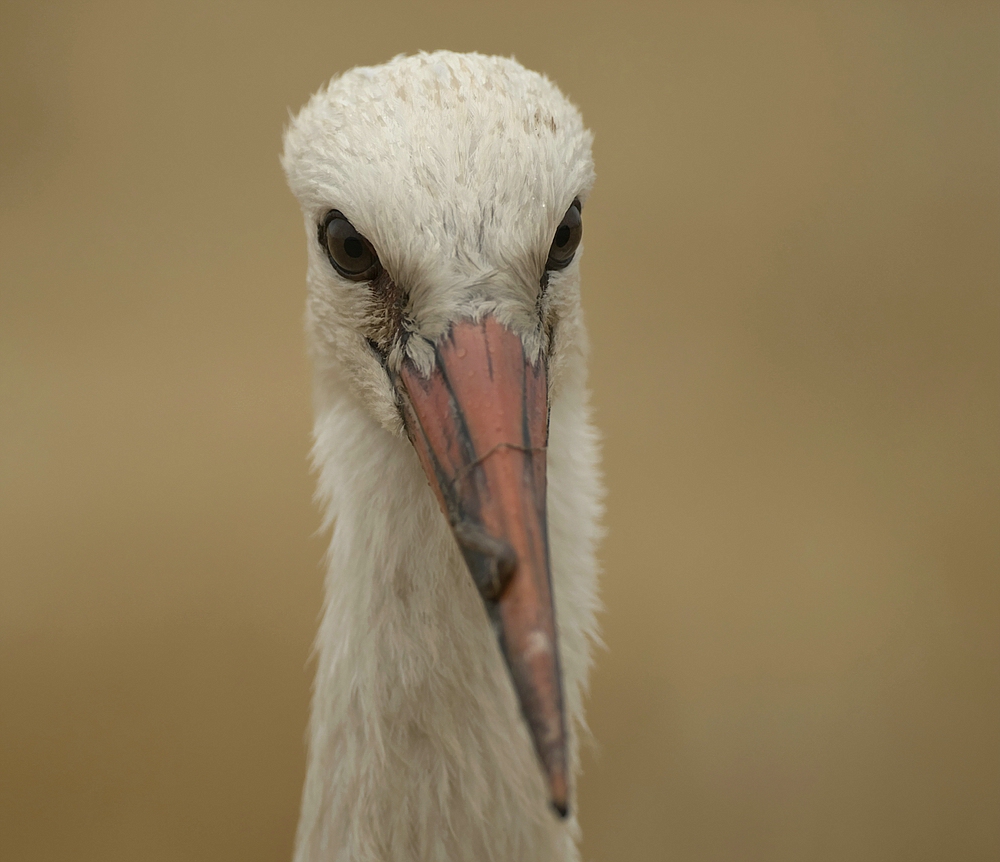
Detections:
[1, 1, 997, 860]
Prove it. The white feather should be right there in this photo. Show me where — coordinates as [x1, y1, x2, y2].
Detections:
[283, 51, 603, 862]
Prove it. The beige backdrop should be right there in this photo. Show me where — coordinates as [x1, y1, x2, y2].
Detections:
[1, 2, 997, 860]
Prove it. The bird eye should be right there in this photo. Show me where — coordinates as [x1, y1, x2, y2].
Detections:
[545, 199, 582, 271]
[319, 211, 381, 281]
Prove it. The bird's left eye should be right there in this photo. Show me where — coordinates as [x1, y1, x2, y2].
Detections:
[319, 211, 381, 281]
[545, 199, 582, 271]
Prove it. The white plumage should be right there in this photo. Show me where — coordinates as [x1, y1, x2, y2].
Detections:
[282, 52, 603, 862]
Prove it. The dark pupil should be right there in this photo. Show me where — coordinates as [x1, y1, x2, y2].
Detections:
[343, 236, 364, 258]
[554, 224, 571, 248]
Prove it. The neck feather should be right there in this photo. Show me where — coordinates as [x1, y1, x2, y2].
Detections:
[294, 353, 602, 862]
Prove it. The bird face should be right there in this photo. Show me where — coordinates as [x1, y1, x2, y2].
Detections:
[283, 52, 595, 817]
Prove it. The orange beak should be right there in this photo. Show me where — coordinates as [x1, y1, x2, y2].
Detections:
[397, 316, 569, 817]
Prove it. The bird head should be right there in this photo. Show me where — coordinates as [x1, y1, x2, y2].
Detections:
[282, 51, 595, 817]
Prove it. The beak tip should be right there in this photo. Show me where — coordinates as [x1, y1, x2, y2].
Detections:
[548, 769, 570, 819]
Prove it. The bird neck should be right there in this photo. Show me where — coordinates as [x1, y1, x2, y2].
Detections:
[294, 353, 601, 862]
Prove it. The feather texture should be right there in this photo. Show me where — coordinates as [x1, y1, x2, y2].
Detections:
[283, 52, 603, 862]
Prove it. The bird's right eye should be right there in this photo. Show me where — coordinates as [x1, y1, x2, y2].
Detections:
[319, 211, 381, 281]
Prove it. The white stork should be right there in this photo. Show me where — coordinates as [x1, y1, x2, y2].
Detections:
[282, 51, 603, 862]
